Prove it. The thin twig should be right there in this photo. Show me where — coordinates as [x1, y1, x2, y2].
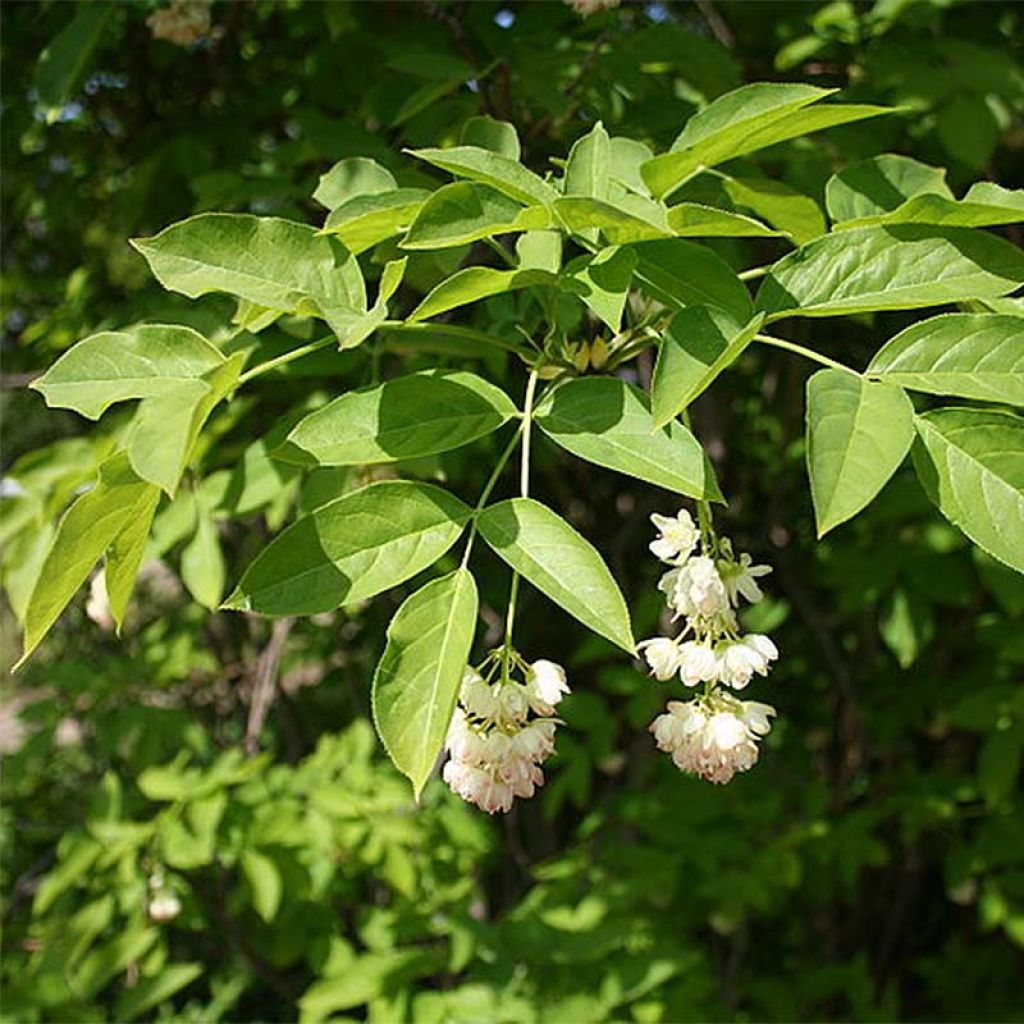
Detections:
[244, 616, 295, 755]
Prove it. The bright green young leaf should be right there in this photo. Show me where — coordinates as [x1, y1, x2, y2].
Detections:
[241, 849, 283, 923]
[912, 407, 1024, 574]
[535, 378, 722, 501]
[132, 213, 366, 314]
[313, 157, 396, 211]
[826, 153, 952, 224]
[114, 963, 204, 1023]
[554, 195, 670, 244]
[836, 182, 1024, 231]
[127, 352, 245, 495]
[18, 454, 158, 666]
[224, 480, 470, 615]
[460, 116, 520, 160]
[181, 508, 225, 610]
[322, 189, 429, 254]
[756, 226, 1024, 320]
[372, 568, 478, 799]
[31, 324, 225, 420]
[105, 485, 161, 629]
[477, 498, 634, 652]
[667, 203, 783, 237]
[278, 369, 517, 465]
[564, 121, 611, 200]
[868, 313, 1024, 405]
[408, 266, 555, 322]
[517, 230, 562, 273]
[631, 238, 753, 320]
[609, 136, 655, 197]
[721, 174, 825, 246]
[567, 246, 638, 332]
[401, 181, 549, 250]
[652, 307, 765, 427]
[641, 83, 891, 198]
[34, 2, 112, 113]
[806, 370, 916, 536]
[406, 145, 556, 205]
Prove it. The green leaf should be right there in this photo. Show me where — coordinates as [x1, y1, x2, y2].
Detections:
[224, 480, 470, 615]
[127, 352, 245, 495]
[181, 508, 225, 610]
[631, 238, 753, 320]
[313, 157, 396, 210]
[535, 378, 722, 501]
[517, 230, 562, 273]
[826, 154, 953, 224]
[567, 246, 637, 332]
[836, 182, 1024, 231]
[641, 83, 891, 198]
[564, 121, 611, 200]
[132, 213, 366, 315]
[279, 369, 516, 466]
[756, 226, 1024, 320]
[114, 963, 204, 1023]
[806, 370, 915, 536]
[408, 266, 555, 322]
[402, 182, 549, 250]
[105, 486, 161, 629]
[721, 174, 825, 246]
[554, 195, 670, 244]
[868, 313, 1024, 406]
[609, 136, 655, 197]
[477, 498, 634, 652]
[652, 307, 765, 427]
[460, 116, 520, 160]
[72, 924, 158, 1001]
[978, 731, 1022, 807]
[667, 203, 783, 238]
[18, 454, 158, 667]
[372, 568, 478, 798]
[241, 848, 283, 923]
[407, 145, 556, 205]
[34, 2, 112, 113]
[31, 324, 225, 420]
[322, 189, 430, 254]
[912, 408, 1024, 574]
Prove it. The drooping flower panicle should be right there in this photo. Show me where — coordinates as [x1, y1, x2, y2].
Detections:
[641, 507, 778, 783]
[443, 655, 568, 814]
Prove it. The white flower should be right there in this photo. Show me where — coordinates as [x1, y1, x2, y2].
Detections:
[511, 720, 557, 762]
[720, 553, 772, 607]
[460, 670, 499, 720]
[669, 555, 729, 619]
[739, 700, 776, 736]
[715, 635, 778, 689]
[638, 637, 681, 681]
[649, 693, 776, 785]
[677, 641, 718, 686]
[525, 660, 569, 715]
[496, 683, 530, 724]
[147, 891, 182, 922]
[649, 509, 699, 563]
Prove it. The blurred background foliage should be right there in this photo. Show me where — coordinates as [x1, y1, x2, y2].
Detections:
[2, 1, 1024, 1021]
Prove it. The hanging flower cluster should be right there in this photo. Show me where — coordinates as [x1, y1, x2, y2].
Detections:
[640, 508, 779, 784]
[443, 654, 569, 813]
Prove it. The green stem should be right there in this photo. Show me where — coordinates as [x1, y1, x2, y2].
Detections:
[738, 265, 769, 282]
[460, 427, 522, 569]
[754, 333, 860, 377]
[482, 236, 517, 268]
[237, 335, 335, 383]
[501, 368, 540, 665]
